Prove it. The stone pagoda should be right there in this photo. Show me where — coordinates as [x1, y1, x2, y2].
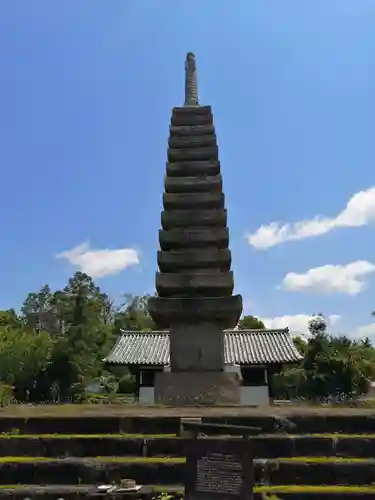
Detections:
[148, 53, 243, 405]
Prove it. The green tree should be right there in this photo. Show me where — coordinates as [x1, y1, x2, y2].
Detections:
[114, 294, 157, 332]
[271, 367, 307, 400]
[0, 309, 24, 329]
[237, 315, 265, 330]
[0, 322, 53, 401]
[21, 284, 61, 334]
[18, 272, 116, 402]
[301, 315, 375, 400]
[271, 313, 375, 401]
[0, 275, 162, 403]
[293, 336, 308, 356]
[47, 272, 114, 395]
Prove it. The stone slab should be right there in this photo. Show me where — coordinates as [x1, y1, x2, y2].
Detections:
[165, 174, 222, 193]
[154, 371, 241, 405]
[168, 146, 219, 162]
[185, 438, 254, 500]
[159, 228, 229, 250]
[169, 323, 225, 371]
[148, 295, 243, 328]
[173, 105, 212, 115]
[170, 124, 215, 136]
[166, 160, 220, 177]
[169, 134, 217, 149]
[157, 248, 231, 272]
[163, 192, 225, 210]
[156, 271, 234, 298]
[172, 113, 213, 127]
[161, 209, 227, 230]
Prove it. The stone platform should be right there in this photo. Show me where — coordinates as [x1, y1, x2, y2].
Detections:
[154, 371, 240, 406]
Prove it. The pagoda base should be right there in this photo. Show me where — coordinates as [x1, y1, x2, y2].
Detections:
[169, 323, 224, 371]
[154, 371, 240, 406]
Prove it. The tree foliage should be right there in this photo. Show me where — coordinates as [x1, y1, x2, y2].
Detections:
[237, 315, 265, 330]
[0, 277, 374, 404]
[271, 314, 375, 402]
[0, 272, 158, 403]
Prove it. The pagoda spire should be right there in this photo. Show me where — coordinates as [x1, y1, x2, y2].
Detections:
[184, 52, 199, 106]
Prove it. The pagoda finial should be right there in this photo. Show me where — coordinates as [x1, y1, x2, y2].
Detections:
[184, 52, 199, 106]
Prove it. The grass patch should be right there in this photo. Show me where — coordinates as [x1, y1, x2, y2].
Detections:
[0, 457, 53, 463]
[152, 485, 375, 494]
[0, 486, 27, 489]
[256, 485, 375, 493]
[96, 457, 185, 463]
[289, 433, 375, 439]
[280, 456, 372, 463]
[0, 433, 176, 439]
[0, 456, 186, 464]
[2, 432, 375, 439]
[0, 456, 372, 464]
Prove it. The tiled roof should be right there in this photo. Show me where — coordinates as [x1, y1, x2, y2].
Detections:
[104, 329, 302, 365]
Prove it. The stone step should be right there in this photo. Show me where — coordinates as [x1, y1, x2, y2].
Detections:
[148, 295, 242, 328]
[0, 485, 172, 500]
[165, 174, 222, 193]
[155, 271, 234, 297]
[166, 160, 220, 177]
[0, 417, 182, 435]
[0, 457, 372, 487]
[157, 248, 231, 272]
[159, 228, 229, 250]
[0, 485, 374, 500]
[167, 145, 218, 162]
[144, 435, 375, 459]
[5, 435, 375, 459]
[163, 192, 225, 210]
[1, 413, 375, 435]
[161, 209, 227, 230]
[169, 124, 215, 136]
[168, 134, 217, 149]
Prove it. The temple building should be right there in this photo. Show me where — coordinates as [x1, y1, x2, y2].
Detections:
[105, 328, 302, 406]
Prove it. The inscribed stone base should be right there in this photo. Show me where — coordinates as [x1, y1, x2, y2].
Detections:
[154, 371, 240, 406]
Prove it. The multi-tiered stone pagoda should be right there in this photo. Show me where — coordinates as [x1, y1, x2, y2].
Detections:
[148, 53, 243, 405]
[104, 53, 303, 404]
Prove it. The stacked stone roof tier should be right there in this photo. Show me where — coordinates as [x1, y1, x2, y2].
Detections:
[149, 104, 242, 329]
[148, 296, 243, 329]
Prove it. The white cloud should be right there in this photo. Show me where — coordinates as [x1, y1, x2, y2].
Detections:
[281, 261, 375, 295]
[247, 186, 375, 249]
[329, 314, 342, 325]
[56, 241, 140, 278]
[353, 323, 375, 339]
[261, 314, 341, 338]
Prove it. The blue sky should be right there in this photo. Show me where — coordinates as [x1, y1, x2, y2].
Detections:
[1, 0, 375, 337]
